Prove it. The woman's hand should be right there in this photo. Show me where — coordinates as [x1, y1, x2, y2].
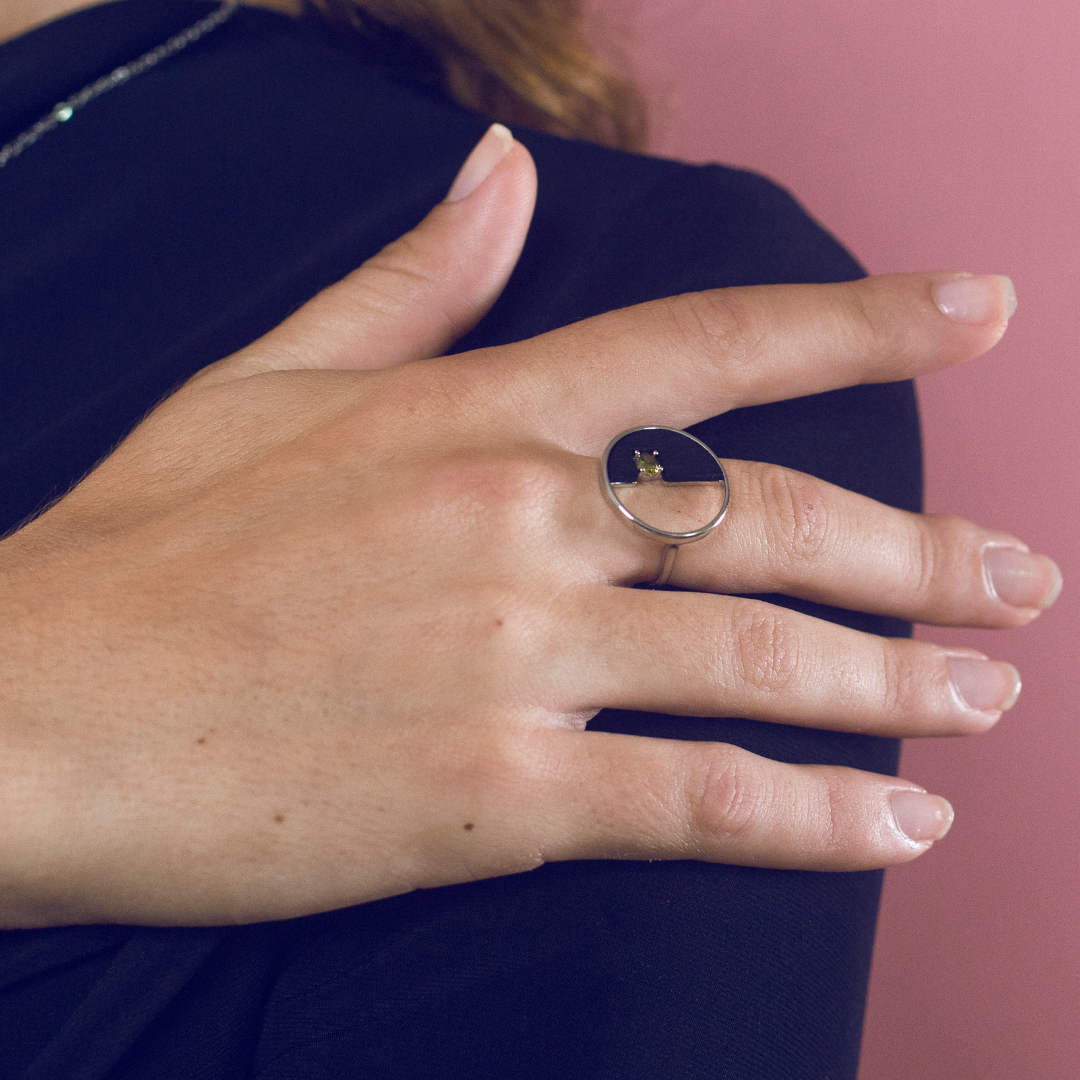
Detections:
[0, 127, 1060, 927]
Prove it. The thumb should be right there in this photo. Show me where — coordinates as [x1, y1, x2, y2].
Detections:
[202, 124, 537, 384]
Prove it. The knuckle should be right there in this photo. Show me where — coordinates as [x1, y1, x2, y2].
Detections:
[812, 771, 847, 856]
[810, 768, 886, 866]
[759, 467, 832, 570]
[728, 600, 801, 694]
[877, 638, 914, 717]
[913, 512, 970, 605]
[667, 289, 766, 375]
[362, 233, 445, 303]
[420, 449, 570, 542]
[454, 723, 535, 798]
[906, 513, 945, 604]
[840, 279, 899, 359]
[689, 749, 767, 842]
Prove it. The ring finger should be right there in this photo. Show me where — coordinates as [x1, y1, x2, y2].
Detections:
[595, 457, 1061, 628]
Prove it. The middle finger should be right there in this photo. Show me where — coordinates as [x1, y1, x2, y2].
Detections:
[553, 586, 1019, 737]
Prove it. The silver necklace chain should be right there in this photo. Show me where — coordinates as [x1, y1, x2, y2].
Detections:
[0, 1, 240, 170]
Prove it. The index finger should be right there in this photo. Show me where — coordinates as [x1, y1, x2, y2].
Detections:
[462, 273, 1015, 452]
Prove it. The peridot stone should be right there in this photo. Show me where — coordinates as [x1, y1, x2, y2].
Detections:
[633, 449, 663, 480]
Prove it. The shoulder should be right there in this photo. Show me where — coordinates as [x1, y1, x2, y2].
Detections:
[458, 129, 865, 349]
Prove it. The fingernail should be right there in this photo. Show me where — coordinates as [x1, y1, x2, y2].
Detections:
[932, 274, 1017, 325]
[984, 545, 1064, 609]
[947, 656, 1021, 712]
[891, 790, 954, 843]
[444, 123, 515, 203]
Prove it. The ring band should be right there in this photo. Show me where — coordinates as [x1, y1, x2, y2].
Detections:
[601, 426, 730, 587]
[653, 544, 679, 587]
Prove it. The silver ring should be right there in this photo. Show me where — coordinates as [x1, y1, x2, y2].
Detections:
[601, 426, 730, 587]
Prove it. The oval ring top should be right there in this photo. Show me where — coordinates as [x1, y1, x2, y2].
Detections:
[601, 426, 730, 544]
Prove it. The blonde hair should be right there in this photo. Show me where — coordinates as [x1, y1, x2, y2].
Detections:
[306, 0, 646, 150]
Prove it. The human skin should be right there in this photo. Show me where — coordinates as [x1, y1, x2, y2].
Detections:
[0, 126, 1061, 928]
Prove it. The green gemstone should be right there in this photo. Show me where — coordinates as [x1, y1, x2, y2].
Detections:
[633, 449, 663, 479]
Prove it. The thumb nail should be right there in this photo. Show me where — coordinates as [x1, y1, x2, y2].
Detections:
[444, 124, 515, 203]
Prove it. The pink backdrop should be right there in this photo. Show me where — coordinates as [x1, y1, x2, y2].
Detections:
[621, 1, 1080, 1075]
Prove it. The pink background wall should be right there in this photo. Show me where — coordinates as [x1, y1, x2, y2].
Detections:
[621, 1, 1080, 1075]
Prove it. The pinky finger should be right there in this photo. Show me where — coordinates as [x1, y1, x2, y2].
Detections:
[540, 730, 953, 872]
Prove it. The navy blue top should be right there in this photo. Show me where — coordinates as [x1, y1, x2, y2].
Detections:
[0, 4, 919, 1077]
